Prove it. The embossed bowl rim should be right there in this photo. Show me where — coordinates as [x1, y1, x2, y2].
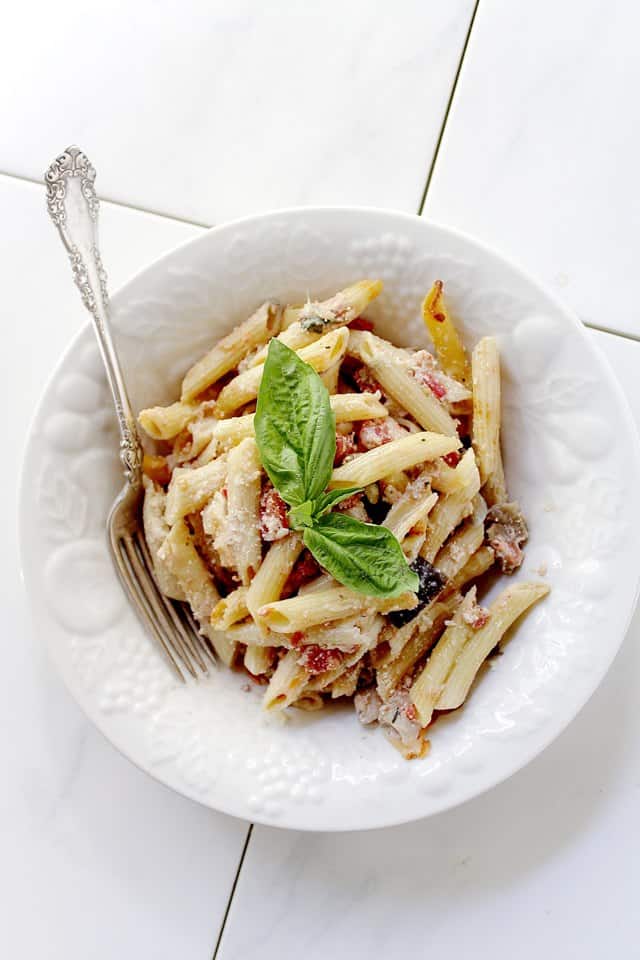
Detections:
[20, 207, 640, 830]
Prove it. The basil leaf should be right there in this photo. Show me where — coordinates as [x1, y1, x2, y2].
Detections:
[303, 512, 420, 598]
[314, 487, 363, 516]
[288, 500, 315, 530]
[254, 340, 335, 506]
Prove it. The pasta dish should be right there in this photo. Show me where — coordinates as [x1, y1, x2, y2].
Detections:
[138, 279, 548, 759]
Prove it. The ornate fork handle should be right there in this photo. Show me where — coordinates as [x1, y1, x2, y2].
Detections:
[45, 145, 142, 485]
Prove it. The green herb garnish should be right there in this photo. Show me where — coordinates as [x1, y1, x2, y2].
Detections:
[254, 340, 419, 598]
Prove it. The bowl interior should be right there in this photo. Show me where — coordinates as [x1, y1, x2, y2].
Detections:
[20, 208, 640, 829]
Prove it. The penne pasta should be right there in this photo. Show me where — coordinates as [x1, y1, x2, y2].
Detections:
[436, 582, 550, 710]
[420, 450, 481, 562]
[409, 601, 473, 726]
[216, 326, 349, 415]
[246, 534, 304, 622]
[200, 392, 387, 458]
[258, 587, 417, 633]
[210, 586, 249, 630]
[141, 476, 186, 600]
[329, 661, 363, 699]
[422, 281, 471, 383]
[291, 278, 383, 330]
[348, 331, 459, 436]
[156, 519, 237, 667]
[376, 594, 460, 701]
[244, 644, 275, 677]
[383, 479, 438, 542]
[181, 301, 282, 402]
[433, 496, 487, 580]
[330, 432, 460, 489]
[214, 438, 262, 585]
[471, 336, 502, 486]
[165, 455, 227, 525]
[263, 651, 309, 710]
[292, 691, 325, 711]
[138, 401, 198, 440]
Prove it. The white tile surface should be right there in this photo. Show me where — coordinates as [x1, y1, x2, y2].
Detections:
[216, 331, 640, 960]
[0, 0, 475, 223]
[423, 0, 640, 337]
[1, 175, 248, 959]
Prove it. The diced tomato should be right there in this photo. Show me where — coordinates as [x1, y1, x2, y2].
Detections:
[335, 492, 364, 512]
[334, 432, 357, 465]
[423, 372, 447, 399]
[348, 316, 375, 332]
[259, 483, 289, 541]
[442, 450, 461, 468]
[290, 631, 306, 648]
[357, 418, 407, 451]
[353, 365, 384, 395]
[282, 551, 321, 597]
[297, 644, 344, 675]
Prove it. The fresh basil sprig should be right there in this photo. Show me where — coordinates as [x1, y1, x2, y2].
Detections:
[254, 340, 419, 598]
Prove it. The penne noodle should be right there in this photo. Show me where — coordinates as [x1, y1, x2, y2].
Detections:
[444, 546, 495, 597]
[210, 586, 249, 630]
[165, 455, 227, 525]
[247, 322, 319, 368]
[305, 647, 368, 693]
[436, 582, 550, 710]
[422, 281, 471, 383]
[287, 279, 383, 330]
[141, 477, 186, 600]
[156, 519, 237, 667]
[329, 661, 363, 699]
[258, 587, 417, 634]
[471, 336, 502, 486]
[383, 480, 438, 542]
[348, 330, 458, 436]
[433, 496, 487, 580]
[263, 651, 309, 710]
[204, 392, 387, 455]
[216, 438, 262, 585]
[409, 602, 473, 726]
[420, 450, 480, 562]
[330, 432, 460, 489]
[216, 327, 349, 415]
[138, 401, 198, 440]
[320, 360, 340, 394]
[181, 301, 282, 402]
[246, 534, 304, 622]
[376, 595, 460, 700]
[292, 691, 326, 711]
[244, 644, 275, 677]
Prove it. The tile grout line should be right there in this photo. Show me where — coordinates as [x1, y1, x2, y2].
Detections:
[583, 321, 640, 344]
[0, 168, 212, 229]
[212, 823, 254, 960]
[417, 0, 481, 217]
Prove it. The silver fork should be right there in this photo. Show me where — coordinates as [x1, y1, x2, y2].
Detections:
[44, 145, 215, 682]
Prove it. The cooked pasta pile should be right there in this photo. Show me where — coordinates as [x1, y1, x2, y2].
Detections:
[139, 279, 548, 759]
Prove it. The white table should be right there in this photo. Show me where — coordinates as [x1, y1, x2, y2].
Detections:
[2, 3, 639, 956]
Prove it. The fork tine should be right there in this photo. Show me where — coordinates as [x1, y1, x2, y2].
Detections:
[121, 535, 198, 680]
[135, 532, 209, 675]
[115, 537, 186, 682]
[180, 604, 218, 667]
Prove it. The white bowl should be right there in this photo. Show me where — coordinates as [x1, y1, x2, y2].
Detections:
[20, 208, 640, 830]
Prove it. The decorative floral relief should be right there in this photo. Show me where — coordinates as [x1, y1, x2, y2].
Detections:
[20, 214, 640, 827]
